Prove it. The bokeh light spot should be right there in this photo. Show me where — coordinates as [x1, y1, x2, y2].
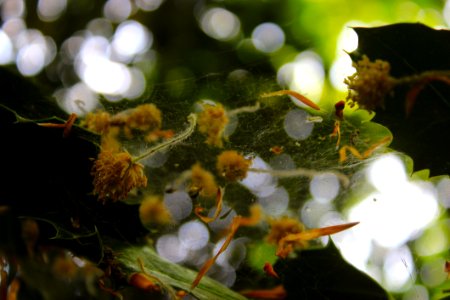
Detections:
[419, 258, 447, 288]
[112, 20, 152, 62]
[55, 82, 99, 116]
[214, 238, 247, 269]
[136, 0, 164, 12]
[367, 154, 407, 193]
[330, 54, 355, 91]
[1, 17, 26, 40]
[445, 0, 450, 26]
[87, 18, 113, 37]
[269, 153, 296, 170]
[258, 186, 289, 216]
[310, 172, 340, 203]
[178, 221, 209, 250]
[383, 246, 415, 292]
[208, 205, 237, 233]
[123, 67, 146, 99]
[0, 30, 14, 64]
[402, 285, 429, 300]
[277, 51, 324, 105]
[16, 43, 46, 76]
[163, 191, 192, 222]
[251, 22, 285, 53]
[241, 156, 277, 197]
[1, 0, 25, 20]
[436, 177, 450, 208]
[284, 108, 314, 140]
[37, 0, 67, 22]
[300, 199, 333, 228]
[78, 54, 132, 96]
[349, 182, 439, 248]
[103, 0, 132, 23]
[156, 234, 188, 263]
[200, 8, 241, 41]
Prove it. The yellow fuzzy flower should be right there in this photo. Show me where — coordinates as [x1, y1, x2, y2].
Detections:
[198, 104, 229, 147]
[216, 150, 251, 181]
[139, 196, 173, 227]
[91, 150, 147, 203]
[82, 111, 112, 134]
[125, 103, 162, 132]
[266, 217, 306, 246]
[190, 163, 218, 198]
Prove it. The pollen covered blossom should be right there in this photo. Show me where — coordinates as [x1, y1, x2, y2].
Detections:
[197, 103, 229, 147]
[82, 111, 112, 134]
[139, 195, 173, 227]
[216, 150, 251, 181]
[91, 150, 147, 203]
[124, 103, 162, 132]
[190, 163, 218, 198]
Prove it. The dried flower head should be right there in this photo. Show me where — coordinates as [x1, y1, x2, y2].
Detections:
[139, 196, 173, 227]
[197, 103, 229, 147]
[82, 111, 112, 134]
[216, 150, 251, 181]
[91, 150, 147, 203]
[344, 55, 394, 111]
[190, 163, 218, 198]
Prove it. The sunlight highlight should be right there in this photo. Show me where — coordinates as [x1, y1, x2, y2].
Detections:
[277, 51, 324, 104]
[81, 56, 131, 95]
[367, 153, 407, 193]
[383, 246, 415, 291]
[55, 82, 99, 116]
[445, 0, 450, 26]
[0, 30, 14, 64]
[112, 20, 152, 62]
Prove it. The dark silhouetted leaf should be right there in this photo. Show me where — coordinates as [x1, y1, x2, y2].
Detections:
[350, 23, 450, 175]
[274, 240, 390, 300]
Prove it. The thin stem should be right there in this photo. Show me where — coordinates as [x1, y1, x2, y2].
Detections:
[227, 102, 260, 116]
[132, 113, 197, 163]
[392, 70, 450, 86]
[0, 104, 32, 123]
[248, 167, 350, 187]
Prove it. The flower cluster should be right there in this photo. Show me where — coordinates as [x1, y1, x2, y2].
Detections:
[82, 104, 164, 140]
[344, 55, 394, 111]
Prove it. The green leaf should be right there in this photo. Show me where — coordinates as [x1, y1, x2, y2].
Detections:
[116, 244, 248, 300]
[22, 217, 100, 240]
[274, 239, 391, 300]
